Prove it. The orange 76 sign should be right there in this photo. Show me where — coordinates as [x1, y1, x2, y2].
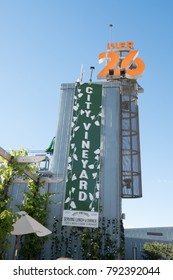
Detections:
[97, 48, 145, 80]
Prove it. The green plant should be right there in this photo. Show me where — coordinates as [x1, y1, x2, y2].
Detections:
[0, 149, 55, 259]
[143, 242, 173, 260]
[0, 149, 27, 259]
[17, 177, 55, 259]
[120, 219, 125, 259]
[80, 227, 102, 259]
[50, 217, 123, 260]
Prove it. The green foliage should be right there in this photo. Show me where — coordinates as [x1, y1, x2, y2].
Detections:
[143, 242, 173, 260]
[51, 217, 124, 260]
[0, 149, 27, 259]
[0, 210, 17, 259]
[80, 228, 102, 259]
[80, 224, 120, 260]
[18, 179, 55, 259]
[80, 219, 125, 260]
[120, 219, 125, 259]
[0, 149, 55, 259]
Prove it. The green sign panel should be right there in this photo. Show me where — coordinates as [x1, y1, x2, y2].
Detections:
[62, 83, 102, 228]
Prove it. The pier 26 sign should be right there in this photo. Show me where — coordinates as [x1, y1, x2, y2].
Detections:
[62, 83, 102, 228]
[97, 41, 145, 79]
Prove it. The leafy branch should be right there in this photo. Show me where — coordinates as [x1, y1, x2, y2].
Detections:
[0, 149, 55, 259]
[0, 149, 28, 259]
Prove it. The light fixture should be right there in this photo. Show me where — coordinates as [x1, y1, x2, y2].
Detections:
[89, 66, 95, 82]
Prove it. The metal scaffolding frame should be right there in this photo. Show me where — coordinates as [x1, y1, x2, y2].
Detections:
[0, 147, 63, 184]
[120, 80, 143, 198]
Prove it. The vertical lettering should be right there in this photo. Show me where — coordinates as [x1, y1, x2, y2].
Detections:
[86, 87, 93, 94]
[83, 123, 91, 130]
[84, 131, 89, 140]
[85, 102, 92, 109]
[82, 150, 88, 159]
[78, 191, 87, 201]
[81, 159, 88, 168]
[82, 140, 90, 149]
[87, 95, 91, 101]
[85, 110, 91, 117]
[79, 170, 88, 179]
[79, 180, 88, 190]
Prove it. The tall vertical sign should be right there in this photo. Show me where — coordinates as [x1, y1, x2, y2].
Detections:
[62, 83, 102, 228]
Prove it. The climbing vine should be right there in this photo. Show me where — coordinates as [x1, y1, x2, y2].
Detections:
[120, 219, 125, 259]
[0, 149, 54, 259]
[80, 218, 119, 260]
[0, 149, 28, 259]
[51, 217, 124, 260]
[18, 178, 55, 259]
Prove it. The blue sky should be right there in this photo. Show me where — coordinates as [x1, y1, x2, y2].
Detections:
[0, 0, 173, 229]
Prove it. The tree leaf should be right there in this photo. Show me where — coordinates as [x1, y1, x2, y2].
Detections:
[73, 105, 78, 111]
[92, 173, 97, 179]
[95, 191, 99, 199]
[74, 126, 80, 131]
[73, 154, 78, 161]
[72, 187, 75, 193]
[70, 201, 76, 209]
[89, 193, 93, 201]
[68, 156, 72, 163]
[67, 164, 72, 170]
[72, 174, 77, 181]
[94, 149, 100, 155]
[71, 143, 75, 149]
[78, 93, 83, 98]
[94, 120, 100, 126]
[65, 197, 70, 203]
[95, 155, 99, 160]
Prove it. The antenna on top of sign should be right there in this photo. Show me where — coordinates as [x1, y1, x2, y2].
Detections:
[109, 24, 113, 40]
[77, 64, 84, 83]
[80, 64, 84, 82]
[109, 24, 113, 45]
